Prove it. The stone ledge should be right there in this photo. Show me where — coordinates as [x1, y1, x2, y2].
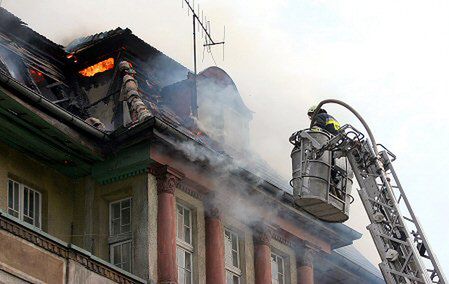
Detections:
[0, 210, 148, 284]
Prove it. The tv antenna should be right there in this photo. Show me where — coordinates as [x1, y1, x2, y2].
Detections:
[181, 0, 225, 117]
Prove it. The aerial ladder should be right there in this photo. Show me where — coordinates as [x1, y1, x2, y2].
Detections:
[289, 99, 447, 284]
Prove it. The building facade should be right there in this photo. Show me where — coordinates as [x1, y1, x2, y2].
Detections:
[0, 7, 384, 284]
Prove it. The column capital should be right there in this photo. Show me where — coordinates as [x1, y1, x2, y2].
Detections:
[252, 223, 273, 246]
[205, 206, 221, 219]
[296, 243, 318, 267]
[204, 192, 222, 219]
[149, 164, 183, 195]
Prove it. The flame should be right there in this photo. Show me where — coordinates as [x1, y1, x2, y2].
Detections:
[79, 58, 114, 77]
[29, 68, 44, 84]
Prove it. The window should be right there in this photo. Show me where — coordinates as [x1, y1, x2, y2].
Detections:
[111, 240, 132, 272]
[109, 198, 132, 272]
[271, 253, 285, 284]
[176, 203, 193, 284]
[7, 179, 41, 228]
[224, 228, 242, 284]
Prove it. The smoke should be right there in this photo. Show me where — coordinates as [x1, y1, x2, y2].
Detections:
[174, 138, 287, 227]
[195, 69, 251, 153]
[143, 54, 189, 88]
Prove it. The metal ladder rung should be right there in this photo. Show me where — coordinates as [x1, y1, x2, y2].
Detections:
[400, 251, 414, 273]
[378, 233, 409, 245]
[387, 269, 426, 283]
[368, 197, 394, 211]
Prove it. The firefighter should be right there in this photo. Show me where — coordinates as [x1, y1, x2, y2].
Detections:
[307, 106, 340, 135]
[308, 105, 343, 197]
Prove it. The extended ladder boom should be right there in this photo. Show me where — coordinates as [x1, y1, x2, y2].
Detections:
[331, 126, 446, 284]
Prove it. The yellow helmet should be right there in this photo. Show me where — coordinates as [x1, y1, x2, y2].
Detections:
[307, 105, 317, 115]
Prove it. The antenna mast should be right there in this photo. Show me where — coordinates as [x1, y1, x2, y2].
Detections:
[181, 0, 225, 117]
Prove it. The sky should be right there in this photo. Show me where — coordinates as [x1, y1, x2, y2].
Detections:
[3, 0, 449, 275]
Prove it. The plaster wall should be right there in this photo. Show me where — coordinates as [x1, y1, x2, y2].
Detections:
[90, 174, 149, 279]
[148, 174, 158, 282]
[0, 230, 65, 284]
[0, 141, 78, 242]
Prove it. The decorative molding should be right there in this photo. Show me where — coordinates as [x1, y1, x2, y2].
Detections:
[92, 142, 151, 185]
[149, 164, 183, 195]
[0, 214, 145, 284]
[270, 230, 293, 248]
[178, 180, 203, 200]
[98, 167, 149, 185]
[156, 175, 178, 195]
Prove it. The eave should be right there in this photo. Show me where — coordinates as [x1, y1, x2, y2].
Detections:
[0, 73, 105, 177]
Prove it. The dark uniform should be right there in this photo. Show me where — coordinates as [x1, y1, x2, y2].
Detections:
[311, 112, 340, 135]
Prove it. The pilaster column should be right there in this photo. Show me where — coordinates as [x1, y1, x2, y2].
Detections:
[205, 202, 226, 284]
[152, 165, 182, 284]
[296, 246, 315, 284]
[253, 225, 272, 284]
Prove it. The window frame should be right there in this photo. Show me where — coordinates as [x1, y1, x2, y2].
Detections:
[108, 197, 133, 272]
[271, 252, 286, 284]
[109, 197, 132, 241]
[7, 179, 42, 229]
[176, 202, 194, 284]
[177, 246, 193, 284]
[224, 228, 242, 283]
[176, 203, 193, 249]
[110, 239, 133, 272]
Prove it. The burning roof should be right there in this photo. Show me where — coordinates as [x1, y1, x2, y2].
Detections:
[0, 5, 289, 195]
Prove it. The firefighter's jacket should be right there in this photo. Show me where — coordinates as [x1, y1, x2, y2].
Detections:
[312, 113, 340, 135]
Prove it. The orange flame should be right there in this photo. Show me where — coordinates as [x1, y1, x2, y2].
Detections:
[79, 58, 114, 77]
[29, 68, 45, 84]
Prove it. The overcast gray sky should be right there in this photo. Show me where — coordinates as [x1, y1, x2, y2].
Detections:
[4, 0, 449, 273]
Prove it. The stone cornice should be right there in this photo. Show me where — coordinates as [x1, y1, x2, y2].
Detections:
[0, 211, 146, 284]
